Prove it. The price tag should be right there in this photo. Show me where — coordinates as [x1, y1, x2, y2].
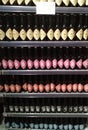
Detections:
[36, 2, 55, 15]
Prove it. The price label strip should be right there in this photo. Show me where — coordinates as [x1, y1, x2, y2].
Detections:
[36, 2, 55, 15]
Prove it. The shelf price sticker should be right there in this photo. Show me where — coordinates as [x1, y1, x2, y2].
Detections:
[36, 2, 55, 15]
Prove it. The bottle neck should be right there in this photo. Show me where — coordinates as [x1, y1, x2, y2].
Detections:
[63, 14, 68, 28]
[27, 14, 32, 28]
[78, 15, 83, 28]
[84, 14, 88, 28]
[20, 14, 25, 27]
[70, 14, 75, 28]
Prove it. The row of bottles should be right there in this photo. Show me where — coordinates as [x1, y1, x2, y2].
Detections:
[5, 118, 87, 130]
[0, 75, 88, 93]
[6, 98, 88, 113]
[0, 13, 88, 41]
[1, 0, 88, 6]
[0, 47, 88, 70]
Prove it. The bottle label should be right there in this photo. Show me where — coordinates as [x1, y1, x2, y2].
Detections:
[10, 0, 15, 4]
[47, 29, 54, 40]
[74, 106, 78, 112]
[57, 106, 61, 112]
[27, 29, 33, 40]
[55, 0, 62, 6]
[32, 0, 40, 5]
[13, 29, 19, 40]
[0, 29, 5, 40]
[86, 0, 88, 5]
[40, 0, 47, 1]
[84, 106, 88, 112]
[63, 0, 70, 6]
[15, 106, 19, 112]
[79, 106, 83, 112]
[25, 106, 29, 112]
[78, 0, 85, 6]
[20, 29, 26, 40]
[33, 29, 40, 40]
[70, 0, 77, 6]
[76, 29, 83, 40]
[48, 0, 54, 1]
[54, 29, 60, 40]
[40, 29, 46, 40]
[9, 106, 14, 112]
[17, 0, 23, 5]
[68, 28, 75, 40]
[2, 0, 8, 4]
[63, 106, 67, 112]
[83, 29, 88, 40]
[61, 29, 68, 40]
[25, 0, 31, 5]
[6, 28, 13, 40]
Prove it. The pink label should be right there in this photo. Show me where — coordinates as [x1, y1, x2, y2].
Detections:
[40, 59, 46, 69]
[20, 59, 27, 69]
[45, 84, 50, 92]
[67, 84, 72, 92]
[34, 59, 39, 69]
[84, 84, 88, 92]
[46, 59, 52, 69]
[52, 59, 57, 69]
[70, 59, 76, 69]
[39, 84, 44, 92]
[64, 59, 70, 69]
[14, 60, 20, 69]
[78, 83, 83, 92]
[8, 60, 14, 69]
[33, 84, 39, 92]
[76, 59, 82, 69]
[50, 83, 55, 92]
[61, 84, 66, 92]
[2, 59, 8, 69]
[73, 84, 78, 92]
[27, 59, 33, 69]
[83, 59, 88, 69]
[56, 84, 61, 92]
[28, 84, 33, 92]
[58, 59, 64, 69]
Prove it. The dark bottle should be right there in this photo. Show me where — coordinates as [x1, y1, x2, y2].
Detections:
[0, 14, 5, 40]
[51, 99, 56, 113]
[25, 99, 29, 113]
[64, 47, 70, 69]
[33, 15, 40, 41]
[64, 119, 69, 130]
[73, 99, 78, 113]
[47, 15, 54, 41]
[83, 99, 88, 113]
[39, 47, 46, 69]
[61, 14, 69, 41]
[45, 47, 52, 69]
[20, 48, 27, 70]
[9, 99, 14, 112]
[9, 0, 17, 5]
[76, 47, 83, 69]
[57, 47, 64, 69]
[19, 99, 24, 112]
[15, 76, 21, 93]
[30, 99, 35, 113]
[56, 99, 62, 113]
[46, 99, 51, 113]
[33, 47, 40, 69]
[38, 75, 44, 93]
[35, 99, 41, 113]
[8, 48, 14, 70]
[54, 14, 61, 41]
[1, 0, 9, 5]
[41, 99, 46, 113]
[14, 48, 21, 70]
[62, 99, 68, 113]
[17, 0, 24, 5]
[26, 14, 33, 41]
[5, 14, 13, 41]
[76, 14, 83, 41]
[83, 47, 88, 69]
[78, 99, 83, 113]
[70, 0, 77, 6]
[68, 14, 76, 40]
[19, 14, 26, 41]
[52, 47, 58, 69]
[12, 13, 19, 41]
[27, 48, 33, 70]
[2, 48, 8, 69]
[68, 99, 73, 113]
[40, 15, 46, 41]
[83, 14, 88, 40]
[14, 99, 19, 113]
[62, 0, 70, 6]
[70, 47, 76, 69]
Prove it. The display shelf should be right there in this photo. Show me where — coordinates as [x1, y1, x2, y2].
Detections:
[0, 6, 88, 13]
[3, 93, 88, 98]
[1, 70, 88, 75]
[0, 41, 88, 47]
[3, 113, 88, 118]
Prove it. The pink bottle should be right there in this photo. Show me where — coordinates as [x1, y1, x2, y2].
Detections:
[72, 76, 78, 92]
[50, 76, 55, 92]
[61, 76, 67, 92]
[4, 76, 10, 92]
[76, 47, 83, 69]
[83, 48, 88, 69]
[34, 48, 40, 69]
[57, 47, 64, 69]
[70, 47, 76, 69]
[2, 48, 8, 69]
[33, 76, 39, 92]
[46, 48, 52, 69]
[14, 48, 21, 70]
[40, 48, 46, 69]
[22, 76, 28, 91]
[67, 76, 73, 93]
[64, 48, 70, 69]
[52, 47, 57, 69]
[44, 76, 50, 92]
[15, 76, 21, 93]
[39, 76, 44, 92]
[27, 48, 33, 70]
[8, 48, 14, 70]
[20, 48, 27, 70]
[28, 76, 33, 92]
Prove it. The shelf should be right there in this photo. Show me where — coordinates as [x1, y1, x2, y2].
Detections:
[0, 41, 88, 47]
[3, 93, 88, 98]
[1, 70, 88, 75]
[3, 113, 88, 118]
[0, 6, 88, 13]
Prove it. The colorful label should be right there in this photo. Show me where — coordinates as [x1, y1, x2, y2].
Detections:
[2, 0, 8, 4]
[61, 29, 68, 40]
[68, 28, 75, 40]
[10, 0, 15, 4]
[17, 0, 23, 5]
[20, 29, 26, 40]
[55, 0, 62, 6]
[25, 0, 31, 5]
[78, 0, 85, 6]
[54, 29, 61, 40]
[13, 29, 19, 40]
[76, 29, 83, 40]
[27, 29, 33, 40]
[6, 28, 12, 40]
[63, 0, 69, 6]
[47, 29, 54, 40]
[0, 29, 5, 40]
[70, 0, 77, 6]
[83, 29, 88, 40]
[33, 29, 40, 40]
[40, 29, 46, 40]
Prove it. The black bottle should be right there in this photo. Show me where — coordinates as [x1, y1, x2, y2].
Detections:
[83, 48, 88, 69]
[62, 99, 68, 113]
[19, 99, 24, 113]
[9, 99, 14, 112]
[73, 99, 78, 113]
[83, 99, 88, 113]
[40, 15, 46, 41]
[83, 14, 88, 40]
[47, 16, 54, 41]
[2, 48, 8, 69]
[14, 99, 19, 113]
[25, 99, 29, 113]
[41, 99, 46, 113]
[68, 99, 73, 113]
[68, 14, 76, 40]
[56, 99, 62, 113]
[14, 48, 21, 70]
[26, 14, 33, 41]
[0, 14, 5, 41]
[76, 47, 83, 69]
[51, 99, 56, 113]
[30, 99, 35, 113]
[78, 99, 83, 113]
[63, 47, 70, 69]
[76, 14, 83, 41]
[35, 99, 41, 113]
[54, 14, 61, 41]
[20, 48, 27, 70]
[12, 13, 19, 41]
[19, 14, 26, 41]
[46, 99, 51, 113]
[33, 15, 40, 41]
[61, 14, 68, 41]
[5, 14, 13, 41]
[8, 48, 14, 70]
